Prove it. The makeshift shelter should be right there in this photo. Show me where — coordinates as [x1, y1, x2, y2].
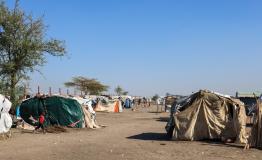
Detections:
[236, 91, 261, 116]
[0, 95, 12, 134]
[164, 95, 184, 112]
[246, 100, 262, 149]
[20, 96, 85, 128]
[73, 97, 100, 129]
[95, 100, 122, 113]
[166, 90, 247, 143]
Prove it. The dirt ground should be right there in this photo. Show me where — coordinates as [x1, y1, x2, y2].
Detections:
[0, 105, 262, 160]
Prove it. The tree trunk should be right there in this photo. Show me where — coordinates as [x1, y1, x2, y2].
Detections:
[10, 73, 17, 107]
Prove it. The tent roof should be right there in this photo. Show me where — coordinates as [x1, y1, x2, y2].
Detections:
[236, 91, 262, 98]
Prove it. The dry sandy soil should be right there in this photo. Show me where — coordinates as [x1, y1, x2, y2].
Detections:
[0, 105, 262, 160]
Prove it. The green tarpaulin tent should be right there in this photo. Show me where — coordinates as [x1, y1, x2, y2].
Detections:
[20, 96, 84, 128]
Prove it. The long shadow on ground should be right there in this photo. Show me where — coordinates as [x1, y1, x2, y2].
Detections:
[127, 133, 245, 149]
[200, 141, 245, 149]
[147, 111, 166, 114]
[127, 132, 169, 141]
[153, 117, 169, 122]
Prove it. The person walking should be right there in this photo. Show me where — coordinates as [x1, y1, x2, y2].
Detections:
[148, 98, 151, 107]
[138, 98, 141, 106]
[125, 98, 131, 108]
[34, 112, 46, 133]
[143, 97, 147, 107]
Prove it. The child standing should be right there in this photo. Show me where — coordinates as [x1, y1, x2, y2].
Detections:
[34, 112, 46, 133]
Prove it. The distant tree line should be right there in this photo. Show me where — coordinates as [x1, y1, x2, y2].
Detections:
[64, 76, 108, 96]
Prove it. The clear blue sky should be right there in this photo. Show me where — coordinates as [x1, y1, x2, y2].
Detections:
[5, 0, 262, 96]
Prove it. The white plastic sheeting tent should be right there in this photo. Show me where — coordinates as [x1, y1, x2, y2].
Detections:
[95, 100, 123, 113]
[73, 96, 100, 128]
[0, 94, 12, 134]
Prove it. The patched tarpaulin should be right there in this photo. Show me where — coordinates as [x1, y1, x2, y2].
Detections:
[166, 90, 247, 143]
[95, 100, 122, 113]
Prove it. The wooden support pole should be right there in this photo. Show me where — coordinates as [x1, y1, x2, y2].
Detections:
[37, 86, 40, 94]
[49, 87, 52, 96]
[23, 84, 27, 98]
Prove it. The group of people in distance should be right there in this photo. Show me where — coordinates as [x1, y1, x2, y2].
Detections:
[136, 97, 152, 107]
